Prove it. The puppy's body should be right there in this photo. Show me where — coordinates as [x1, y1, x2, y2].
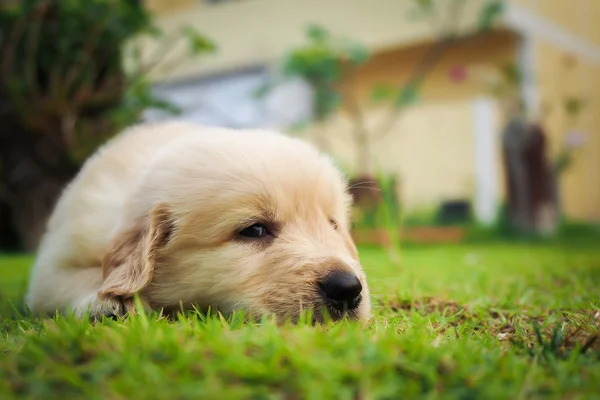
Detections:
[26, 121, 371, 321]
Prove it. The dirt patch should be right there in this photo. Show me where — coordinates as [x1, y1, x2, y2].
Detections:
[387, 297, 465, 316]
[382, 297, 600, 356]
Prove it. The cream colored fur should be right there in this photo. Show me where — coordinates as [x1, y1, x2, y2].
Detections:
[25, 121, 371, 322]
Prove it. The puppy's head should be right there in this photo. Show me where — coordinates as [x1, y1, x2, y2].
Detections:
[99, 129, 371, 323]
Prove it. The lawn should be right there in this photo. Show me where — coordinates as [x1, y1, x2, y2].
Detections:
[0, 241, 599, 399]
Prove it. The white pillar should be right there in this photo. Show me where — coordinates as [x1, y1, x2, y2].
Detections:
[472, 97, 499, 225]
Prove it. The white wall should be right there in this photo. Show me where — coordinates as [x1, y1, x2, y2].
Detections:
[472, 96, 501, 225]
[142, 68, 313, 130]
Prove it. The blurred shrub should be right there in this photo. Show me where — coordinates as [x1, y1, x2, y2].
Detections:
[0, 0, 215, 250]
[0, 0, 215, 162]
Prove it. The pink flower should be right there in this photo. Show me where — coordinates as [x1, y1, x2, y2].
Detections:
[564, 131, 587, 149]
[449, 65, 467, 83]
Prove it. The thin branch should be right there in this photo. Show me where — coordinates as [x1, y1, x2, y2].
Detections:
[342, 66, 369, 138]
[341, 64, 373, 173]
[61, 109, 78, 151]
[62, 14, 112, 101]
[136, 29, 188, 78]
[371, 0, 468, 142]
[370, 37, 455, 142]
[0, 6, 28, 78]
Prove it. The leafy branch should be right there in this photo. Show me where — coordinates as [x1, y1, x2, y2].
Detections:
[267, 0, 505, 175]
[0, 0, 216, 163]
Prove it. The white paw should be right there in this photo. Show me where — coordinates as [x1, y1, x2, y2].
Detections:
[94, 297, 126, 319]
[72, 294, 126, 320]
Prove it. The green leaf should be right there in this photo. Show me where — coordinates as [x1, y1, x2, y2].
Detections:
[414, 0, 434, 11]
[315, 88, 342, 120]
[407, 0, 436, 20]
[395, 83, 420, 107]
[181, 26, 217, 55]
[478, 0, 505, 31]
[499, 63, 522, 86]
[554, 151, 573, 175]
[343, 40, 369, 65]
[306, 24, 330, 43]
[283, 46, 342, 84]
[144, 23, 164, 38]
[563, 97, 587, 117]
[371, 85, 396, 103]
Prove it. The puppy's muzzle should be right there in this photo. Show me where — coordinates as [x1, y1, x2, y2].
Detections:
[318, 270, 363, 313]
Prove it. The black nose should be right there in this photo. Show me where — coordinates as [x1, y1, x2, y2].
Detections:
[319, 271, 362, 312]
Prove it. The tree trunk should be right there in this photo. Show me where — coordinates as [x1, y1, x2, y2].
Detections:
[526, 124, 559, 235]
[0, 106, 77, 252]
[502, 117, 532, 233]
[5, 180, 66, 252]
[0, 0, 148, 251]
[501, 117, 558, 235]
[0, 198, 19, 251]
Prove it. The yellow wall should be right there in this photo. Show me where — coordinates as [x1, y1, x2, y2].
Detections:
[301, 32, 516, 212]
[139, 0, 502, 81]
[349, 30, 600, 221]
[351, 31, 518, 102]
[506, 0, 600, 221]
[534, 40, 600, 221]
[510, 0, 600, 46]
[593, 75, 600, 220]
[312, 100, 500, 213]
[141, 0, 600, 222]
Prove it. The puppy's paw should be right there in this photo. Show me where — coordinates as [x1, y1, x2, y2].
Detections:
[72, 293, 150, 320]
[84, 296, 127, 321]
[96, 297, 126, 320]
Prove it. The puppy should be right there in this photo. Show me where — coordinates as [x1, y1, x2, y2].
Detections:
[25, 121, 371, 322]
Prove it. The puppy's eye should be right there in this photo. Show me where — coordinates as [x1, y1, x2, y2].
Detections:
[329, 218, 338, 230]
[239, 223, 271, 239]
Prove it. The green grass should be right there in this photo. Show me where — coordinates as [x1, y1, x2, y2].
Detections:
[1, 241, 599, 399]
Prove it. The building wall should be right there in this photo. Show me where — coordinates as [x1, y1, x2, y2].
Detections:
[139, 0, 500, 81]
[140, 0, 600, 222]
[507, 0, 600, 221]
[510, 0, 600, 46]
[349, 31, 518, 104]
[144, 0, 600, 50]
[142, 67, 314, 130]
[313, 99, 503, 218]
[533, 40, 600, 221]
[302, 32, 516, 215]
[140, 30, 515, 218]
[137, 1, 520, 218]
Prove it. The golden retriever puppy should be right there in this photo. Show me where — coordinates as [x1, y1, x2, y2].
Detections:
[25, 121, 371, 323]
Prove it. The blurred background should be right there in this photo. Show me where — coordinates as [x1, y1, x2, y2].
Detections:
[1, 0, 599, 254]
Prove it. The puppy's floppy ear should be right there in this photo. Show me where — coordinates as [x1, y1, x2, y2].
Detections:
[98, 203, 174, 300]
